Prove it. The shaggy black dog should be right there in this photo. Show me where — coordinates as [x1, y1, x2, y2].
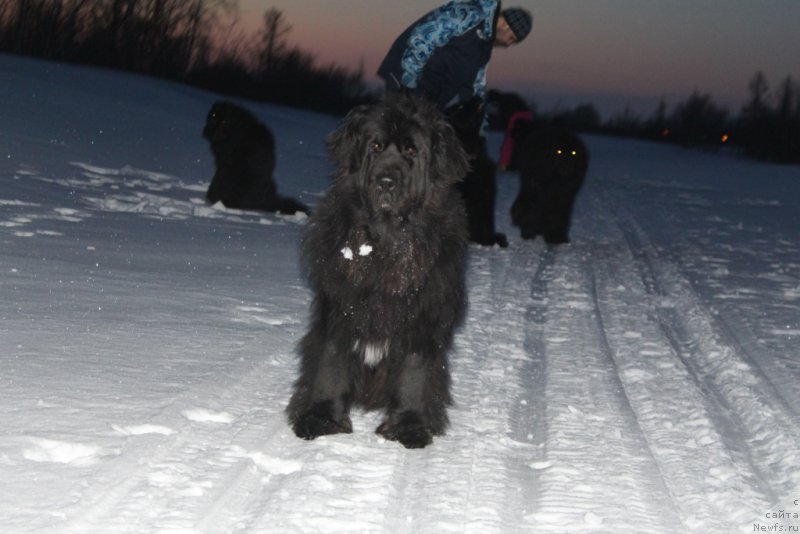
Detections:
[510, 127, 589, 244]
[447, 97, 508, 248]
[203, 101, 308, 215]
[287, 94, 469, 449]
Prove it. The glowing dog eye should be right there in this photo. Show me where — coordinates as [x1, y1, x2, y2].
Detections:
[571, 150, 577, 156]
[370, 142, 383, 152]
[556, 149, 563, 155]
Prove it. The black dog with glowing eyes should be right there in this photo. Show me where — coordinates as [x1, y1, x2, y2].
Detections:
[286, 94, 469, 449]
[510, 127, 589, 244]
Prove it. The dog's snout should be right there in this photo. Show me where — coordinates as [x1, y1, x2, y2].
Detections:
[378, 176, 395, 192]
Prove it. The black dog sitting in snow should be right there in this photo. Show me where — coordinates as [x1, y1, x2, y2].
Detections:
[447, 97, 508, 248]
[510, 125, 589, 244]
[287, 94, 469, 449]
[203, 101, 308, 215]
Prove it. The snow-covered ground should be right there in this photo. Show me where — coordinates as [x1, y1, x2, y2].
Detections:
[1, 54, 799, 533]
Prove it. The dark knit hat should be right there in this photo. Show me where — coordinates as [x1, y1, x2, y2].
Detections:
[502, 7, 533, 41]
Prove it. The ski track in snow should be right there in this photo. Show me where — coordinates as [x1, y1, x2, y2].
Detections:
[1, 56, 799, 533]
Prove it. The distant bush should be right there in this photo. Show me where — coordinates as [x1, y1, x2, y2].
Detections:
[733, 73, 800, 164]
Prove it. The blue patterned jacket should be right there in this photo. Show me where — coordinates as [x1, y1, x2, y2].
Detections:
[377, 0, 500, 110]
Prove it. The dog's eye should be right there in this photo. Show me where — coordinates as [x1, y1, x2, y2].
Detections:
[556, 149, 563, 156]
[370, 142, 383, 153]
[404, 145, 417, 157]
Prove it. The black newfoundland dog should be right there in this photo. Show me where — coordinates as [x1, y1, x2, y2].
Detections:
[287, 94, 469, 449]
[447, 97, 508, 248]
[203, 101, 308, 215]
[510, 127, 589, 244]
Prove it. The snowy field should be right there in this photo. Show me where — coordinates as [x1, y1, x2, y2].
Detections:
[1, 54, 799, 533]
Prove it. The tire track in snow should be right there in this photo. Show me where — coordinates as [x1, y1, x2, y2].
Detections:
[607, 194, 800, 507]
[455, 245, 547, 532]
[253, 414, 400, 533]
[372, 244, 548, 533]
[508, 241, 553, 523]
[59, 352, 299, 533]
[589, 186, 800, 530]
[520, 235, 681, 532]
[710, 310, 800, 418]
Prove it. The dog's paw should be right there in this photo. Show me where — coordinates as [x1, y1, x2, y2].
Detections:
[520, 228, 541, 240]
[494, 233, 509, 248]
[376, 413, 434, 449]
[544, 234, 570, 245]
[292, 405, 352, 440]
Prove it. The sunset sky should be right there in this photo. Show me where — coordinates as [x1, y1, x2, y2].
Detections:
[239, 1, 800, 118]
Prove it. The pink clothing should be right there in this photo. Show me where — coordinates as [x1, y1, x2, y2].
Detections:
[498, 110, 534, 169]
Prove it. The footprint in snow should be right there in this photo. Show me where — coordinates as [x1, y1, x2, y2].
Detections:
[247, 451, 303, 475]
[112, 424, 175, 436]
[226, 446, 303, 475]
[181, 408, 235, 424]
[0, 192, 87, 237]
[22, 438, 107, 466]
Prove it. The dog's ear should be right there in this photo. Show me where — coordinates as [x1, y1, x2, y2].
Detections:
[430, 117, 469, 186]
[327, 105, 371, 173]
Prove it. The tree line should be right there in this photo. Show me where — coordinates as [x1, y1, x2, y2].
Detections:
[1, 1, 797, 164]
[490, 71, 799, 165]
[0, 0, 371, 114]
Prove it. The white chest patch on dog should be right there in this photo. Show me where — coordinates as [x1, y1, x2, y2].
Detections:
[354, 340, 389, 366]
[342, 243, 372, 261]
